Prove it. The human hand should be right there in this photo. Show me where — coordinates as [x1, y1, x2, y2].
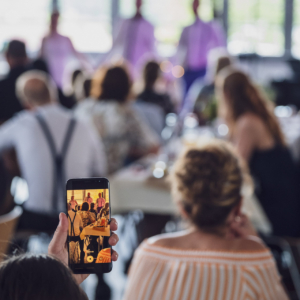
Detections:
[229, 213, 258, 239]
[48, 213, 119, 285]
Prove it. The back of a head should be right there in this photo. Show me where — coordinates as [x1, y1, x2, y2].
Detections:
[16, 70, 56, 107]
[82, 202, 89, 211]
[99, 66, 131, 103]
[143, 61, 160, 90]
[170, 140, 248, 231]
[0, 254, 87, 300]
[6, 40, 27, 60]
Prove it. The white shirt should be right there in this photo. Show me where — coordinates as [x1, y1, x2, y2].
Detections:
[0, 103, 106, 214]
[177, 18, 226, 70]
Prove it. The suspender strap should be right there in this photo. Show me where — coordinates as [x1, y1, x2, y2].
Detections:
[35, 113, 76, 212]
[68, 212, 77, 236]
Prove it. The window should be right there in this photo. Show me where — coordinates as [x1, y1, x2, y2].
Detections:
[119, 0, 214, 57]
[59, 0, 112, 53]
[292, 0, 300, 58]
[228, 0, 285, 56]
[0, 0, 51, 53]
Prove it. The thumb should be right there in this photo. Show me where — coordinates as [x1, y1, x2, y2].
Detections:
[48, 213, 68, 253]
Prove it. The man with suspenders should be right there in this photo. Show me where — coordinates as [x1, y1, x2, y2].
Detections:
[0, 70, 106, 232]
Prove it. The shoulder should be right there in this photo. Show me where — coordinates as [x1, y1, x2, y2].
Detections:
[233, 237, 267, 252]
[236, 113, 264, 133]
[148, 231, 189, 248]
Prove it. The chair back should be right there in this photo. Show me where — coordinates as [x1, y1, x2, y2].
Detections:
[0, 206, 22, 260]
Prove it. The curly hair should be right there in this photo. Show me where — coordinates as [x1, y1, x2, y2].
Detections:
[169, 140, 251, 230]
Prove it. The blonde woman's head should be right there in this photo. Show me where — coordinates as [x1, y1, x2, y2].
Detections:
[170, 140, 251, 231]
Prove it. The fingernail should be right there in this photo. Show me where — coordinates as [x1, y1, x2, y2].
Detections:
[59, 213, 62, 225]
[111, 238, 116, 244]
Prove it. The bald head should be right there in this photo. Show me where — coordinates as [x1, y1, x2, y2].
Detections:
[16, 70, 57, 108]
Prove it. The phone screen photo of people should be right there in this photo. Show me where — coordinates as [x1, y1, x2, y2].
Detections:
[67, 189, 111, 265]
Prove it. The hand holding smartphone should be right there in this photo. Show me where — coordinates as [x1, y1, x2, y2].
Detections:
[66, 178, 112, 274]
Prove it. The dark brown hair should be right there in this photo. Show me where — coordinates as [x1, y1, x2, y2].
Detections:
[99, 66, 131, 103]
[218, 69, 285, 146]
[143, 61, 160, 90]
[6, 40, 27, 59]
[170, 140, 250, 231]
[82, 202, 89, 211]
[0, 254, 87, 300]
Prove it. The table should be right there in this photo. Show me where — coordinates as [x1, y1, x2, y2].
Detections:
[109, 154, 272, 234]
[80, 222, 110, 240]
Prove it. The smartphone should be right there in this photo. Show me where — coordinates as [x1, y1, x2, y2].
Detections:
[66, 178, 112, 274]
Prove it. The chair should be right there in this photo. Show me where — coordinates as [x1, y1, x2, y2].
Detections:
[0, 206, 22, 260]
[262, 235, 300, 300]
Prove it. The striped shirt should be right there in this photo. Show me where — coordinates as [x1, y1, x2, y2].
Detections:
[123, 241, 288, 300]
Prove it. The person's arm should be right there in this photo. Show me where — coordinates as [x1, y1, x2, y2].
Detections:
[232, 117, 257, 162]
[48, 213, 119, 285]
[175, 27, 188, 66]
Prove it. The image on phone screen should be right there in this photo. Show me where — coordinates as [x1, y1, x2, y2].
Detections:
[67, 188, 111, 266]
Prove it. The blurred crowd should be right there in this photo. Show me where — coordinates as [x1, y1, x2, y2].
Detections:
[0, 0, 300, 300]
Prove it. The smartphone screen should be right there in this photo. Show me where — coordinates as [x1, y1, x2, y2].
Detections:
[66, 178, 112, 274]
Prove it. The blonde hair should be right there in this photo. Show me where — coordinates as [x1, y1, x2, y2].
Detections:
[169, 140, 251, 230]
[217, 68, 285, 145]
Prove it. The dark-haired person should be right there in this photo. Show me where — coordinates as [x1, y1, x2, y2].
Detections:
[137, 61, 174, 116]
[90, 202, 97, 219]
[216, 68, 300, 237]
[123, 140, 288, 300]
[78, 202, 96, 228]
[79, 66, 159, 174]
[0, 214, 119, 300]
[0, 40, 28, 123]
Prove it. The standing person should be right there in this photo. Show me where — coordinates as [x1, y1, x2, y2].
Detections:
[177, 0, 226, 95]
[0, 40, 28, 123]
[123, 141, 288, 300]
[97, 203, 109, 220]
[69, 196, 78, 210]
[68, 207, 83, 264]
[0, 70, 106, 232]
[96, 193, 105, 214]
[84, 192, 93, 208]
[216, 68, 300, 237]
[109, 0, 155, 76]
[41, 11, 88, 90]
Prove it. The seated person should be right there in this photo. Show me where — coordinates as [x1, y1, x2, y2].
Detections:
[123, 140, 288, 300]
[90, 203, 97, 219]
[0, 213, 119, 300]
[216, 68, 300, 237]
[137, 61, 174, 116]
[75, 65, 159, 174]
[96, 193, 105, 214]
[78, 202, 96, 227]
[97, 203, 109, 220]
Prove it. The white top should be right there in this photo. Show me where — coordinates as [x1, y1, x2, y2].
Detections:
[0, 103, 106, 214]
